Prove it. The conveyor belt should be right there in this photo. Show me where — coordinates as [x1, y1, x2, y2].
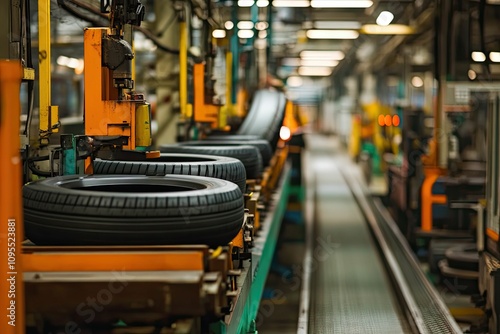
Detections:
[304, 137, 410, 334]
[302, 135, 462, 334]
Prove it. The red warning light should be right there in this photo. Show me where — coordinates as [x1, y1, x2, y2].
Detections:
[378, 115, 385, 127]
[385, 115, 392, 127]
[392, 115, 400, 127]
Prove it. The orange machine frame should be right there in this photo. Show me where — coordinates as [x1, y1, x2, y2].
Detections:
[193, 62, 219, 127]
[0, 60, 25, 334]
[84, 28, 137, 149]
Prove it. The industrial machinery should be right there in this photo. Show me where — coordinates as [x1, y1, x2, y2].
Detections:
[0, 0, 292, 333]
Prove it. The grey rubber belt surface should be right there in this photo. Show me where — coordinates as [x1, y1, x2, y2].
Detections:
[305, 136, 410, 334]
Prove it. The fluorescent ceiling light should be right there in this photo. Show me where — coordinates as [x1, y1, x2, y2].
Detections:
[273, 0, 310, 7]
[301, 59, 339, 67]
[238, 29, 255, 39]
[212, 29, 226, 39]
[306, 29, 359, 39]
[376, 11, 394, 26]
[311, 0, 373, 8]
[238, 0, 254, 7]
[314, 21, 362, 30]
[300, 50, 345, 60]
[225, 21, 234, 30]
[256, 0, 269, 6]
[237, 21, 254, 30]
[472, 51, 486, 62]
[490, 52, 500, 62]
[282, 58, 301, 66]
[360, 24, 414, 35]
[298, 66, 333, 76]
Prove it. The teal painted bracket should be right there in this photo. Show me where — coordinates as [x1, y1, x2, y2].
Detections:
[61, 134, 77, 175]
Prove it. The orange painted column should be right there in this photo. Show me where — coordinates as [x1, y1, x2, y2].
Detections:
[421, 167, 447, 232]
[0, 60, 24, 333]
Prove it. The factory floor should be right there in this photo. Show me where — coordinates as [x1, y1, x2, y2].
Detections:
[258, 134, 480, 333]
[260, 134, 408, 333]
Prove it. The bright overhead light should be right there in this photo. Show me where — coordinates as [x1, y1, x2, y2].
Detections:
[238, 0, 254, 7]
[57, 55, 83, 69]
[238, 29, 255, 39]
[298, 66, 333, 76]
[376, 11, 394, 26]
[360, 24, 414, 35]
[57, 56, 70, 66]
[314, 21, 362, 30]
[280, 126, 292, 141]
[311, 0, 373, 8]
[212, 29, 226, 39]
[411, 76, 424, 88]
[468, 69, 477, 80]
[490, 52, 500, 62]
[255, 22, 269, 30]
[258, 30, 267, 38]
[67, 58, 80, 69]
[301, 59, 339, 67]
[306, 29, 359, 39]
[287, 75, 303, 87]
[237, 21, 254, 30]
[472, 51, 486, 62]
[273, 0, 310, 7]
[257, 0, 269, 6]
[300, 50, 345, 60]
[225, 21, 234, 30]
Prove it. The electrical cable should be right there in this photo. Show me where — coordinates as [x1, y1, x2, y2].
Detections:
[26, 152, 61, 177]
[58, 0, 180, 54]
[156, 9, 177, 37]
[27, 155, 52, 177]
[24, 0, 35, 135]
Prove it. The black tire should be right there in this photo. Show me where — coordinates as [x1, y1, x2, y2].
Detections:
[23, 175, 244, 246]
[159, 144, 263, 179]
[237, 90, 287, 149]
[207, 135, 260, 141]
[438, 259, 479, 295]
[178, 140, 273, 166]
[445, 244, 479, 271]
[93, 153, 246, 193]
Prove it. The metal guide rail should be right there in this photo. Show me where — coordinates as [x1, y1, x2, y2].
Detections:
[299, 136, 461, 334]
[341, 156, 462, 334]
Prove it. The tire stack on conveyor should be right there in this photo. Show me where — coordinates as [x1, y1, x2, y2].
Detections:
[22, 89, 287, 247]
[438, 243, 480, 294]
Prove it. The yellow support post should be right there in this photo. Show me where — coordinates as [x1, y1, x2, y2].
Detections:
[38, 0, 58, 145]
[218, 51, 234, 129]
[179, 20, 191, 118]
